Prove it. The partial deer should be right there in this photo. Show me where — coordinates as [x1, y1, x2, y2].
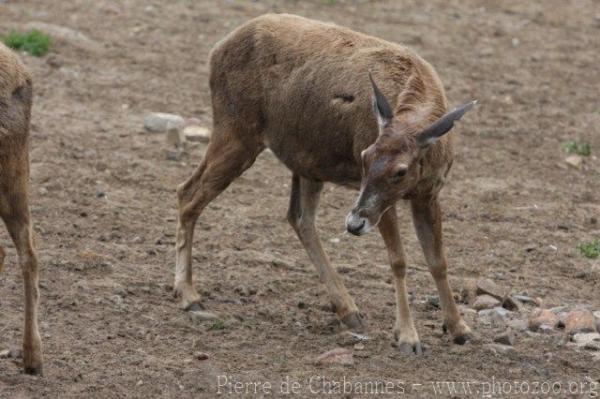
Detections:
[0, 42, 43, 373]
[175, 14, 476, 353]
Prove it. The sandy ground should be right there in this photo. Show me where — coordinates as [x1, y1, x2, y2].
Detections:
[1, 0, 600, 397]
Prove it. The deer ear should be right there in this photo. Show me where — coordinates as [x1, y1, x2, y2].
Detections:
[368, 72, 393, 129]
[417, 100, 477, 148]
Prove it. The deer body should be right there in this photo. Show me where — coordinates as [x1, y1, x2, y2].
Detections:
[0, 42, 43, 374]
[176, 14, 474, 352]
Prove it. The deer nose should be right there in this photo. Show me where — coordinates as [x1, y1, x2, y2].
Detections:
[346, 212, 366, 236]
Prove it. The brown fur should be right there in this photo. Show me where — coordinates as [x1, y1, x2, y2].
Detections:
[175, 14, 472, 350]
[0, 42, 43, 374]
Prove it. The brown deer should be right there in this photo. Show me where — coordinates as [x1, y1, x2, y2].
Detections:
[175, 14, 475, 353]
[0, 43, 43, 373]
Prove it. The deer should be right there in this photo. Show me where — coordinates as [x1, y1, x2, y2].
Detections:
[175, 13, 476, 354]
[0, 42, 43, 374]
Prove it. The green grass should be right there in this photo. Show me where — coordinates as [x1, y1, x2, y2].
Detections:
[577, 241, 600, 259]
[2, 30, 51, 56]
[209, 319, 225, 330]
[563, 140, 591, 156]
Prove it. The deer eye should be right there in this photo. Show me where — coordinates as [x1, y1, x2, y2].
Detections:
[392, 167, 408, 182]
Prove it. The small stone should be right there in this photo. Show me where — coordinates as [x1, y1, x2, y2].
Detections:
[183, 126, 211, 143]
[144, 113, 185, 133]
[485, 343, 515, 355]
[0, 349, 10, 358]
[528, 309, 559, 331]
[110, 295, 124, 306]
[353, 343, 365, 350]
[511, 37, 520, 47]
[194, 351, 210, 360]
[347, 332, 369, 341]
[476, 278, 506, 301]
[473, 294, 501, 311]
[165, 148, 182, 161]
[564, 309, 596, 335]
[188, 310, 219, 322]
[565, 155, 583, 169]
[494, 330, 516, 346]
[329, 238, 340, 244]
[538, 324, 555, 334]
[315, 348, 353, 366]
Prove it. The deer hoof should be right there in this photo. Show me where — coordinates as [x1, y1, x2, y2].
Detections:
[24, 365, 43, 376]
[453, 332, 473, 345]
[396, 341, 424, 355]
[340, 311, 364, 331]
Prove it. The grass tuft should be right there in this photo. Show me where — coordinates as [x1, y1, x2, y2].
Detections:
[563, 141, 591, 156]
[3, 30, 51, 56]
[577, 241, 600, 259]
[209, 319, 225, 330]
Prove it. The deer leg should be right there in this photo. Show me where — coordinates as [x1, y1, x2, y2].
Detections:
[378, 207, 422, 354]
[287, 175, 362, 329]
[1, 187, 43, 375]
[175, 132, 262, 311]
[0, 245, 4, 273]
[411, 196, 471, 344]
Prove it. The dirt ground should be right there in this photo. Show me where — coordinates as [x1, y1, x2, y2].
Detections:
[1, 0, 600, 397]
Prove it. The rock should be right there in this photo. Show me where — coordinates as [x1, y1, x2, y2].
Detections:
[315, 348, 353, 366]
[166, 127, 185, 147]
[513, 294, 541, 306]
[478, 307, 509, 329]
[353, 343, 365, 350]
[188, 310, 219, 322]
[565, 155, 583, 169]
[194, 351, 210, 360]
[476, 278, 506, 301]
[426, 295, 440, 309]
[507, 319, 528, 331]
[502, 296, 522, 311]
[572, 333, 600, 350]
[494, 330, 516, 346]
[1, 348, 23, 359]
[564, 309, 596, 335]
[528, 309, 558, 331]
[485, 343, 515, 355]
[183, 126, 211, 143]
[24, 22, 104, 53]
[473, 294, 501, 311]
[143, 113, 185, 133]
[593, 311, 600, 320]
[110, 295, 124, 306]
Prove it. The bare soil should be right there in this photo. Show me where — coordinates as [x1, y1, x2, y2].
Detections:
[1, 0, 599, 397]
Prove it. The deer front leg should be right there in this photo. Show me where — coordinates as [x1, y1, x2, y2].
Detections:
[287, 175, 362, 329]
[411, 196, 471, 344]
[378, 207, 422, 354]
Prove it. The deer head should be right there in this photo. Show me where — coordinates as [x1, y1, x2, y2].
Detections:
[345, 74, 476, 236]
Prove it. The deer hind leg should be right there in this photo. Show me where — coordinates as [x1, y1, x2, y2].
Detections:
[175, 130, 263, 311]
[0, 168, 43, 375]
[411, 196, 472, 345]
[287, 175, 363, 330]
[378, 207, 422, 354]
